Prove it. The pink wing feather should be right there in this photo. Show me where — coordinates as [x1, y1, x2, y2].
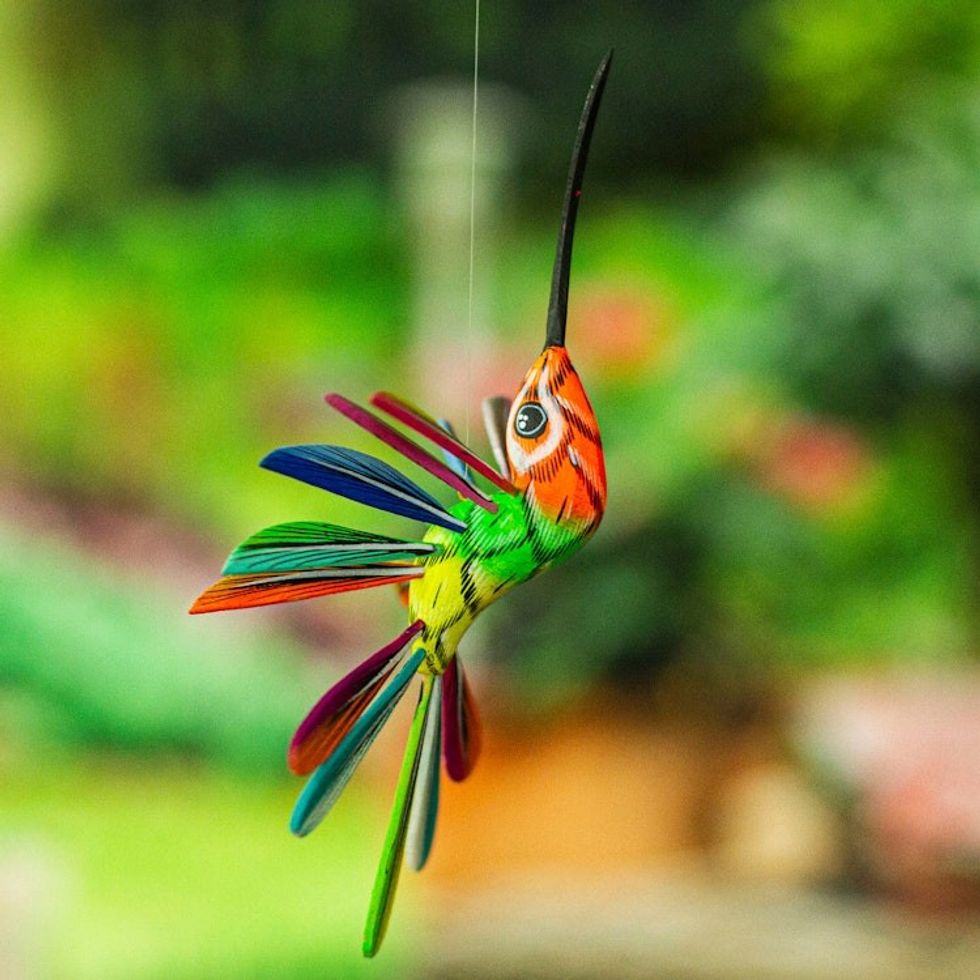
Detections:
[442, 655, 483, 781]
[370, 391, 517, 494]
[289, 621, 425, 775]
[326, 394, 497, 513]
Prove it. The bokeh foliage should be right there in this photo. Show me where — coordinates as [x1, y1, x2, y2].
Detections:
[1, 2, 979, 974]
[2, 0, 978, 709]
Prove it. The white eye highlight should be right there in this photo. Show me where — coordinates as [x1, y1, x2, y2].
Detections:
[514, 402, 547, 438]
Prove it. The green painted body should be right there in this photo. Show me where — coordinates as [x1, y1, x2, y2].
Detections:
[409, 491, 590, 673]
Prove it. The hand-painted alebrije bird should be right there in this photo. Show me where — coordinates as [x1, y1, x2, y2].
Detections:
[190, 51, 611, 957]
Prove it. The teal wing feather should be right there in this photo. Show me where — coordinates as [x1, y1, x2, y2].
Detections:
[290, 649, 425, 838]
[222, 521, 437, 575]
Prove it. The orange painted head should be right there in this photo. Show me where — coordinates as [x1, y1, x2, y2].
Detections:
[506, 345, 606, 529]
[505, 51, 611, 533]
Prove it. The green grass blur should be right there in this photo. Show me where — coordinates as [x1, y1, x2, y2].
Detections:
[1, 759, 407, 979]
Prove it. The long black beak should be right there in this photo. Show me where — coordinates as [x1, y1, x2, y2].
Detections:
[544, 49, 613, 350]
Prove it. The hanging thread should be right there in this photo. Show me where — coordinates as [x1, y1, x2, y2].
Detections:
[464, 0, 480, 443]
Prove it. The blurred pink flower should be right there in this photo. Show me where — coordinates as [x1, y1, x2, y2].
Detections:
[756, 416, 872, 513]
[800, 674, 980, 912]
[566, 283, 670, 376]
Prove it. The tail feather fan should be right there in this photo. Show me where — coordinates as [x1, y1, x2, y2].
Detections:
[290, 648, 426, 838]
[288, 621, 425, 775]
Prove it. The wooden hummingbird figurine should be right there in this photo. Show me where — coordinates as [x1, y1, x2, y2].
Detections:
[191, 50, 612, 956]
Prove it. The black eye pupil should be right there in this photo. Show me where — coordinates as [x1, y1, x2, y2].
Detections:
[514, 402, 547, 438]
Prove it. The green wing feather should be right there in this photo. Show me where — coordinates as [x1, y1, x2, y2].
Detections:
[222, 521, 437, 575]
[363, 675, 434, 958]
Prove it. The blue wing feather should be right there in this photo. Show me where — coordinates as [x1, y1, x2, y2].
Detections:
[261, 445, 467, 533]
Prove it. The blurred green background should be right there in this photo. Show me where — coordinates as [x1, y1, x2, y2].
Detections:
[2, 2, 979, 978]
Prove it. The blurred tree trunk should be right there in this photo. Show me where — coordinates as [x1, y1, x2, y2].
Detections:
[392, 81, 520, 423]
[0, 2, 56, 241]
[0, 1, 158, 234]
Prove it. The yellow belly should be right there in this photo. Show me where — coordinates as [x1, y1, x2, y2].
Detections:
[407, 553, 474, 674]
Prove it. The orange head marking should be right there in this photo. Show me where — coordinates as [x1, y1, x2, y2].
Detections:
[506, 346, 606, 528]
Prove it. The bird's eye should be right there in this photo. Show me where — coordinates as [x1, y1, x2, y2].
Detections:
[514, 402, 548, 438]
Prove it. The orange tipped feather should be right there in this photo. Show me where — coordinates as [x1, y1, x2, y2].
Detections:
[189, 568, 423, 613]
[288, 675, 387, 775]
